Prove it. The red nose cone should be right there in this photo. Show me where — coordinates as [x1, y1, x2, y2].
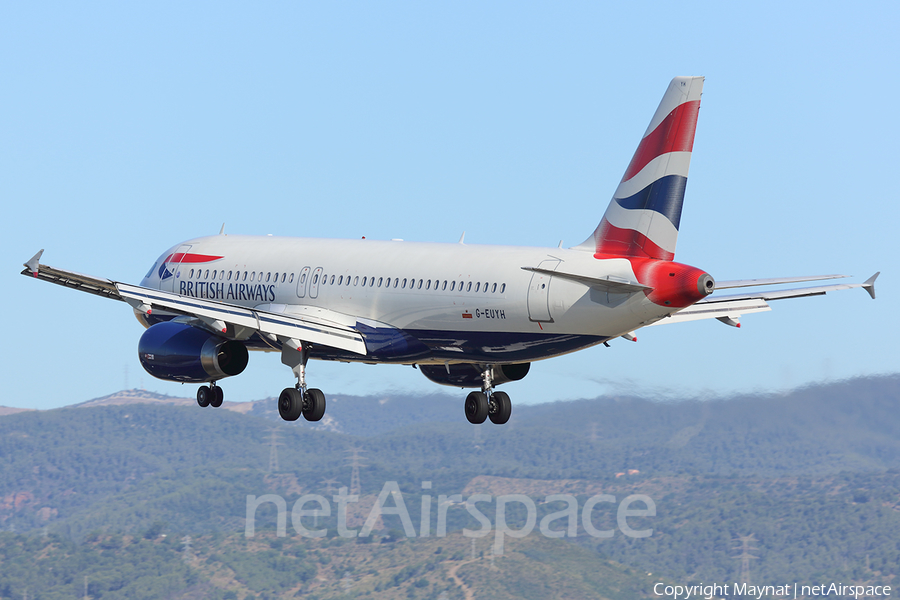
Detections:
[630, 259, 715, 308]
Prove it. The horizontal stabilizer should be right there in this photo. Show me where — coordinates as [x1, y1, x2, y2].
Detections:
[651, 274, 879, 327]
[521, 266, 651, 294]
[715, 274, 848, 289]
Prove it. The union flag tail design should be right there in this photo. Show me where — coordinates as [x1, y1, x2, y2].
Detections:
[576, 76, 704, 261]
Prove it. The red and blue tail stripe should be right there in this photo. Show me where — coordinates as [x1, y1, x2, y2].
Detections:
[577, 77, 704, 261]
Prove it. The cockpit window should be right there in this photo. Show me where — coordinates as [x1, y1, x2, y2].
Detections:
[145, 262, 158, 279]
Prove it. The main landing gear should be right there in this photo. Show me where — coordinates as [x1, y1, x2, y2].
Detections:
[465, 367, 512, 425]
[278, 340, 326, 422]
[196, 382, 224, 408]
[278, 387, 326, 422]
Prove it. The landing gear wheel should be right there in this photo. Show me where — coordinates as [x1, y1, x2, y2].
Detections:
[489, 391, 512, 425]
[303, 388, 326, 422]
[197, 386, 211, 408]
[278, 388, 303, 421]
[210, 385, 224, 408]
[465, 391, 489, 424]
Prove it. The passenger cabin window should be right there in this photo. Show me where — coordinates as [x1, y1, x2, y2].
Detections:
[500, 283, 506, 293]
[483, 282, 488, 292]
[475, 282, 480, 292]
[450, 281, 455, 291]
[466, 282, 472, 292]
[491, 283, 497, 293]
[402, 278, 407, 289]
[442, 280, 447, 291]
[377, 277, 383, 287]
[289, 273, 294, 283]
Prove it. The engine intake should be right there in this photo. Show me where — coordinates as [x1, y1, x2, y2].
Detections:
[419, 363, 530, 389]
[138, 321, 248, 383]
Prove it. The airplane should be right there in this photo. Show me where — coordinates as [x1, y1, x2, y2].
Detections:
[21, 76, 879, 425]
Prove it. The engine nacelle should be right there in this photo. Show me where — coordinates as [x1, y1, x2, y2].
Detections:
[138, 321, 249, 383]
[419, 363, 530, 389]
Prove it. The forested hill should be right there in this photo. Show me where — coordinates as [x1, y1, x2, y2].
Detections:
[0, 375, 898, 597]
[1, 375, 898, 485]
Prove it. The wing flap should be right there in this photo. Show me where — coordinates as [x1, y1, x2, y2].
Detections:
[116, 283, 367, 355]
[650, 298, 771, 326]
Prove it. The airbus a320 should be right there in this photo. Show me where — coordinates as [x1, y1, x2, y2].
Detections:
[22, 77, 878, 425]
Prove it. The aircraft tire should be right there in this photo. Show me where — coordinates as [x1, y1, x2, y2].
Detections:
[210, 386, 224, 408]
[279, 388, 303, 421]
[465, 391, 489, 424]
[488, 391, 512, 425]
[197, 386, 211, 408]
[303, 388, 326, 422]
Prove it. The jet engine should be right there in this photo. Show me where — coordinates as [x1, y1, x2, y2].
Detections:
[419, 363, 530, 388]
[138, 321, 248, 383]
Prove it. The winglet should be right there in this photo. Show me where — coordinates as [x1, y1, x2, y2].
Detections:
[24, 249, 44, 277]
[862, 272, 879, 300]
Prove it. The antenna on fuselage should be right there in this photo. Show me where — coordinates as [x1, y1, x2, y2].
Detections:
[458, 232, 466, 244]
[219, 223, 225, 235]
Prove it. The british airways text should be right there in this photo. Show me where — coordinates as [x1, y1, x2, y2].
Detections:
[180, 281, 276, 302]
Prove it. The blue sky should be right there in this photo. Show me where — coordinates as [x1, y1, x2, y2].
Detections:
[2, 2, 896, 410]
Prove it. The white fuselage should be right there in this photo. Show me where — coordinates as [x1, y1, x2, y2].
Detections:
[140, 235, 678, 365]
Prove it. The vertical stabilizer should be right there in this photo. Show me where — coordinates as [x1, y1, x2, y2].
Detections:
[576, 76, 704, 260]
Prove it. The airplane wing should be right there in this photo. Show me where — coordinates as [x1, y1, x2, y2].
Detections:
[651, 273, 879, 328]
[21, 250, 367, 355]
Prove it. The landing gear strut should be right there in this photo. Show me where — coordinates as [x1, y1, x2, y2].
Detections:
[279, 340, 327, 422]
[465, 366, 512, 425]
[197, 382, 224, 408]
